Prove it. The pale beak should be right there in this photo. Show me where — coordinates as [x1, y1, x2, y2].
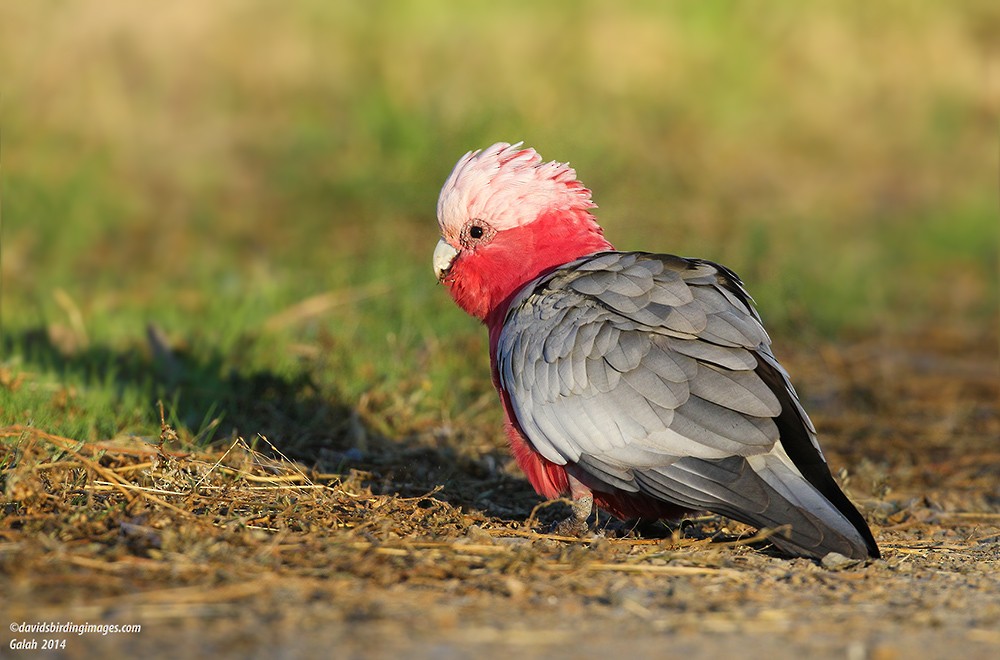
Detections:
[433, 238, 460, 282]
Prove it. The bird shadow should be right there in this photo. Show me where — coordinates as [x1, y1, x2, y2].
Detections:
[579, 512, 788, 557]
[2, 325, 537, 519]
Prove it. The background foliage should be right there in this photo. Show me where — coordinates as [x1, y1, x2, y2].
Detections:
[1, 0, 996, 450]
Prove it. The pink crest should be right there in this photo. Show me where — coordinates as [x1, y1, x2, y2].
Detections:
[437, 142, 596, 237]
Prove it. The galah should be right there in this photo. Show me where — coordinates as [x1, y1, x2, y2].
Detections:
[432, 142, 880, 560]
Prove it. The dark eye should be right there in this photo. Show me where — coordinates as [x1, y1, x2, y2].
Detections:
[469, 225, 484, 239]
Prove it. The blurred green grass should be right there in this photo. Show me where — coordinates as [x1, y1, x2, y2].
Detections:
[1, 0, 996, 447]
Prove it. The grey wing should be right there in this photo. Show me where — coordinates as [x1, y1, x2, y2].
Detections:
[497, 251, 878, 559]
[498, 252, 781, 470]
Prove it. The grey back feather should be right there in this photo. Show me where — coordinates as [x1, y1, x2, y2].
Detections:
[498, 251, 782, 469]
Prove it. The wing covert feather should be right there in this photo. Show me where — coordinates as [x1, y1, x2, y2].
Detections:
[497, 251, 799, 492]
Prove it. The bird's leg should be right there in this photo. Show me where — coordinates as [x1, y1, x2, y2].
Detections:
[552, 474, 595, 536]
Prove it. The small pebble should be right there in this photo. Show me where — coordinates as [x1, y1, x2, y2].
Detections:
[466, 524, 494, 544]
[821, 551, 862, 570]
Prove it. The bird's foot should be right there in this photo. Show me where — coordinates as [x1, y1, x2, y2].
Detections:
[550, 491, 595, 537]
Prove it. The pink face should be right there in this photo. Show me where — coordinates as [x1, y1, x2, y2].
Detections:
[433, 143, 612, 323]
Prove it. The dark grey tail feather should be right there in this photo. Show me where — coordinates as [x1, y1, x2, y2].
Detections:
[634, 456, 875, 560]
[754, 356, 881, 558]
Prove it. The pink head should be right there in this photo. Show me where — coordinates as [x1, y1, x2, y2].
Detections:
[437, 142, 596, 237]
[433, 142, 613, 324]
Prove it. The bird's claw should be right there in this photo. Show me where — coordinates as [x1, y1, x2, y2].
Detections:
[550, 492, 595, 536]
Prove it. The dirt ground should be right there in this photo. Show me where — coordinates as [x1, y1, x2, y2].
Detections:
[1, 326, 998, 659]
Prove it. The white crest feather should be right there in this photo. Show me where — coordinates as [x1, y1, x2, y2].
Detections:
[437, 142, 596, 237]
